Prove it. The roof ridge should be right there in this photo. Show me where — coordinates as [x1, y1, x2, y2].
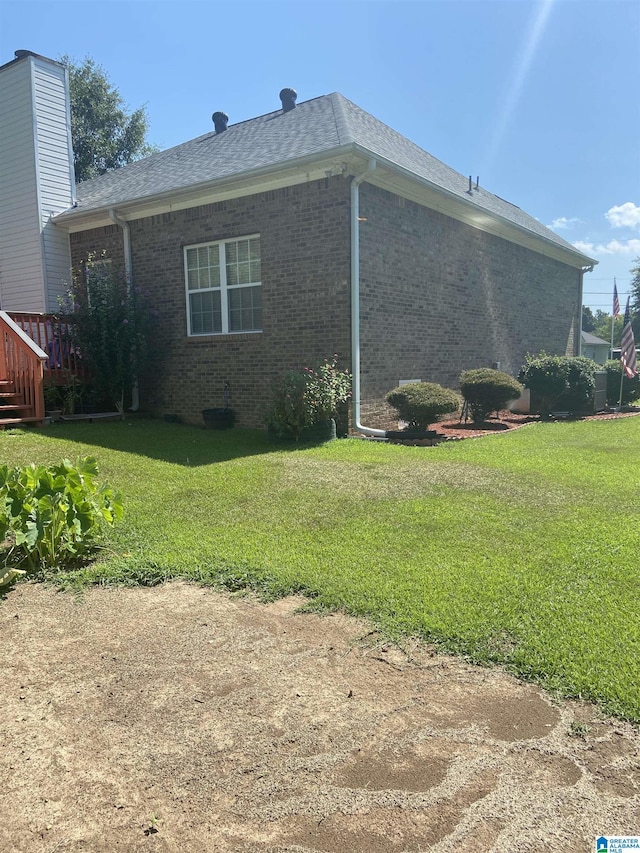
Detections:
[328, 93, 354, 146]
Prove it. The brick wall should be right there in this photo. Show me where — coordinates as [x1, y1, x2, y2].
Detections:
[358, 184, 581, 427]
[69, 177, 582, 432]
[69, 225, 125, 275]
[70, 178, 352, 427]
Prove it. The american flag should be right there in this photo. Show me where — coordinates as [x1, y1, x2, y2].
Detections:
[613, 280, 620, 318]
[620, 296, 638, 379]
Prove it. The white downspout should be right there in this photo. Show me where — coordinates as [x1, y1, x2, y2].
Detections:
[350, 159, 386, 437]
[578, 264, 593, 357]
[109, 208, 132, 281]
[108, 208, 139, 410]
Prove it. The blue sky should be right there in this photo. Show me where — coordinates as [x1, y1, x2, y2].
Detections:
[2, 0, 639, 313]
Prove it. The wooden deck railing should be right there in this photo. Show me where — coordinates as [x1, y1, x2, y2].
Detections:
[0, 311, 48, 419]
[7, 312, 88, 383]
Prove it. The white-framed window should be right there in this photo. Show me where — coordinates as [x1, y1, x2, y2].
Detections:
[184, 235, 262, 335]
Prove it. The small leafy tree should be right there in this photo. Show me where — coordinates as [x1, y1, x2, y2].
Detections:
[518, 353, 598, 415]
[459, 368, 523, 423]
[0, 457, 123, 571]
[385, 382, 460, 430]
[267, 356, 351, 440]
[65, 259, 152, 414]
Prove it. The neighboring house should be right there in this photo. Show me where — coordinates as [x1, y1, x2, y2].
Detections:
[0, 50, 598, 431]
[581, 331, 610, 365]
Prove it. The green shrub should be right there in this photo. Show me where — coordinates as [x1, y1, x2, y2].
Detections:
[459, 368, 523, 423]
[518, 354, 598, 416]
[0, 457, 123, 570]
[385, 382, 460, 430]
[603, 359, 640, 406]
[267, 356, 351, 440]
[64, 256, 153, 414]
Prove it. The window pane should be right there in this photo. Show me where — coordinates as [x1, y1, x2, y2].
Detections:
[187, 245, 220, 291]
[228, 286, 262, 331]
[226, 237, 260, 287]
[190, 290, 221, 334]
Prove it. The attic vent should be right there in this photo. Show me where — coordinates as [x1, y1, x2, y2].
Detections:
[212, 111, 229, 133]
[279, 88, 297, 112]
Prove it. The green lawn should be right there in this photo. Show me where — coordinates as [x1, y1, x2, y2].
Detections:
[2, 416, 639, 721]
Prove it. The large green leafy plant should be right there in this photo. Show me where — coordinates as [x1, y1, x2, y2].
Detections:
[0, 457, 123, 571]
[268, 356, 351, 440]
[65, 258, 153, 414]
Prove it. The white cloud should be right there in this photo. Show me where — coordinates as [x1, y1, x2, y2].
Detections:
[605, 202, 640, 229]
[573, 238, 640, 255]
[549, 216, 581, 230]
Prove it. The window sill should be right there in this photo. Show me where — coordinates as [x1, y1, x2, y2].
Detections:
[187, 331, 263, 343]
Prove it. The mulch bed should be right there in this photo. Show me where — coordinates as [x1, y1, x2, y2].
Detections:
[386, 408, 640, 445]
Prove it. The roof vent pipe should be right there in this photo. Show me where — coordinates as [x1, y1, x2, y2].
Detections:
[212, 111, 229, 133]
[279, 88, 297, 112]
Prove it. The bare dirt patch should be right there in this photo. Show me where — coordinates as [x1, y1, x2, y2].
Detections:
[3, 582, 639, 852]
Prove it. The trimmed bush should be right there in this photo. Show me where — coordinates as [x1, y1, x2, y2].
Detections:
[385, 382, 460, 430]
[603, 359, 640, 406]
[267, 356, 351, 441]
[518, 354, 598, 416]
[459, 368, 523, 423]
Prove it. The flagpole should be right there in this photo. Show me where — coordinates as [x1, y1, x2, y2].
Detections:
[618, 365, 624, 408]
[611, 279, 619, 359]
[610, 315, 615, 360]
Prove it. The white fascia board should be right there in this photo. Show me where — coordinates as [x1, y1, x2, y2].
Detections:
[348, 145, 598, 271]
[54, 147, 357, 233]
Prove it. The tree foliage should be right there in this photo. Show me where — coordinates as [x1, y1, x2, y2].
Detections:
[62, 56, 156, 183]
[65, 258, 153, 414]
[582, 306, 596, 333]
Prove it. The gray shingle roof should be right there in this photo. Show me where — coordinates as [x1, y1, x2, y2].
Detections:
[67, 92, 590, 259]
[581, 331, 610, 346]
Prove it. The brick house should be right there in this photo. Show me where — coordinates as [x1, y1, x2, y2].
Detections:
[1, 51, 597, 432]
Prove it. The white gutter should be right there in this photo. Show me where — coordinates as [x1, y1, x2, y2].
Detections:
[351, 159, 386, 437]
[108, 208, 139, 410]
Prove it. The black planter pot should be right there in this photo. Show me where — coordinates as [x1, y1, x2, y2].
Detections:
[202, 407, 236, 429]
[268, 417, 337, 444]
[299, 417, 337, 443]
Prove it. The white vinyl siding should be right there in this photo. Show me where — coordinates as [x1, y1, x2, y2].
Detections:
[185, 236, 262, 335]
[0, 54, 74, 312]
[0, 60, 45, 311]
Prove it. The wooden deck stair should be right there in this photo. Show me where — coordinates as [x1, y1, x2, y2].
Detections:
[0, 380, 43, 427]
[0, 312, 48, 428]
